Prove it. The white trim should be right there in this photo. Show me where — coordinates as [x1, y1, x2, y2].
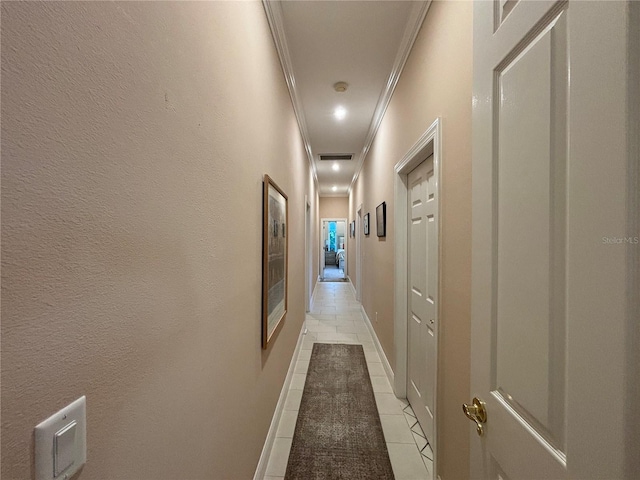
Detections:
[309, 279, 320, 313]
[262, 0, 430, 198]
[347, 277, 356, 297]
[355, 205, 363, 302]
[305, 196, 312, 312]
[393, 117, 442, 478]
[253, 324, 306, 480]
[360, 306, 395, 388]
[349, 1, 432, 194]
[262, 0, 318, 191]
[320, 218, 348, 281]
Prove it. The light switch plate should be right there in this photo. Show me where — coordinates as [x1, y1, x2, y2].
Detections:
[35, 396, 86, 480]
[54, 420, 77, 476]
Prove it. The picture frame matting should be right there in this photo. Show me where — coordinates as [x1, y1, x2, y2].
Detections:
[262, 174, 288, 349]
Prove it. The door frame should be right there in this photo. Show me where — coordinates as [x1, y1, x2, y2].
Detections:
[356, 205, 363, 301]
[393, 117, 442, 473]
[320, 218, 348, 280]
[305, 196, 312, 312]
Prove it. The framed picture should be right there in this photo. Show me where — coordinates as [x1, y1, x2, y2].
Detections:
[262, 174, 288, 349]
[376, 202, 386, 237]
[350, 221, 355, 238]
[364, 213, 370, 236]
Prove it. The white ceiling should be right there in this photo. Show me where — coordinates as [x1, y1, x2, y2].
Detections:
[263, 1, 430, 197]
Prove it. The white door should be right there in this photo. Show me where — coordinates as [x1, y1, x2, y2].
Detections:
[407, 155, 437, 444]
[320, 221, 326, 278]
[340, 241, 347, 275]
[471, 1, 634, 479]
[305, 200, 311, 312]
[356, 208, 362, 301]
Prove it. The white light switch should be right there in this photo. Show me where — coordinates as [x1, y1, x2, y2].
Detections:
[54, 421, 77, 476]
[35, 396, 86, 480]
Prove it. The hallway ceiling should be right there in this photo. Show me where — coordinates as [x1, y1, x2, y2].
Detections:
[263, 1, 430, 197]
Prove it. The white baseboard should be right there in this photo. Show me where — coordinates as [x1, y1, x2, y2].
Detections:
[360, 306, 395, 389]
[255, 286, 396, 479]
[253, 324, 305, 480]
[347, 277, 356, 297]
[309, 279, 321, 312]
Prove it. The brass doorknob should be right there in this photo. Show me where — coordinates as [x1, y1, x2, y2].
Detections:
[462, 397, 487, 436]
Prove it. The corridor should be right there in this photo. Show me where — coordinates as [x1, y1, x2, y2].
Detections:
[264, 282, 433, 480]
[1, 1, 635, 478]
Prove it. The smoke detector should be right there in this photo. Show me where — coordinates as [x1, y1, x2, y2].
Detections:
[333, 82, 349, 93]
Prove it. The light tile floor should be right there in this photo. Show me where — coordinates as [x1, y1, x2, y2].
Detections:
[264, 282, 433, 480]
[321, 265, 346, 280]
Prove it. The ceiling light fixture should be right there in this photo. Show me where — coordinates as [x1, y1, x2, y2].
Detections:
[334, 106, 347, 120]
[332, 163, 340, 171]
[333, 81, 349, 93]
[332, 186, 338, 192]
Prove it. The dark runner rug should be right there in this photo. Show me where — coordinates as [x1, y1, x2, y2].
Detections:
[285, 343, 395, 479]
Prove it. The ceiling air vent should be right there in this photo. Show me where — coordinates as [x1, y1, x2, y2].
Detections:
[319, 154, 353, 161]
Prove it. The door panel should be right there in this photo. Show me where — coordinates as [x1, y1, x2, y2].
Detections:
[407, 155, 436, 442]
[474, 3, 568, 478]
[472, 1, 632, 479]
[495, 9, 566, 449]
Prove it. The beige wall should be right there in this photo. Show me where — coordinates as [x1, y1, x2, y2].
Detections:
[318, 196, 349, 220]
[1, 2, 316, 479]
[349, 2, 473, 479]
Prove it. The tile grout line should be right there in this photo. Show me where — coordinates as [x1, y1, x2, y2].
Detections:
[263, 281, 431, 480]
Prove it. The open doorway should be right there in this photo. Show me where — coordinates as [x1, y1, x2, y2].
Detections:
[320, 218, 347, 282]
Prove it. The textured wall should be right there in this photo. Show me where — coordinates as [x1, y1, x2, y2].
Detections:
[349, 2, 473, 479]
[1, 2, 316, 479]
[318, 196, 349, 220]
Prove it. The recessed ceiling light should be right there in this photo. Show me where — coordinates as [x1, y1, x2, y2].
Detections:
[334, 106, 347, 120]
[332, 163, 340, 171]
[332, 186, 337, 192]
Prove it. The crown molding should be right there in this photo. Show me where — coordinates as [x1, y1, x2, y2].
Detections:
[348, 0, 431, 194]
[263, 0, 319, 191]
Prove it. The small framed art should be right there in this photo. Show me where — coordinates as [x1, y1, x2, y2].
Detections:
[376, 202, 386, 237]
